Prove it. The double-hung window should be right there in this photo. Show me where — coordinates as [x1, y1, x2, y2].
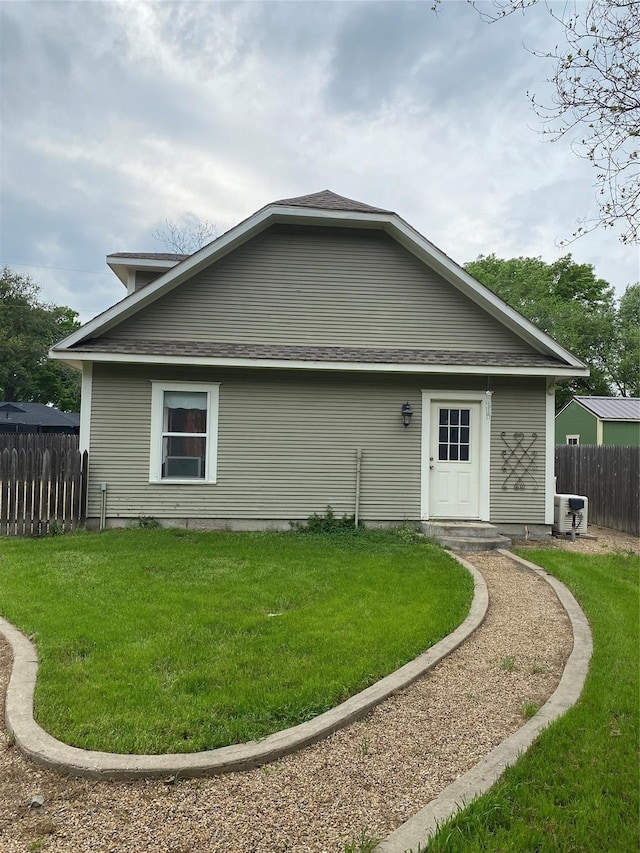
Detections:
[149, 382, 219, 483]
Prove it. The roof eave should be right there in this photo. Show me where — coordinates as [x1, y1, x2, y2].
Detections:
[106, 256, 183, 287]
[48, 347, 589, 379]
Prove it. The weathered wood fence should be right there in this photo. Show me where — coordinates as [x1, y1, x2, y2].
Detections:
[555, 444, 639, 537]
[0, 435, 87, 536]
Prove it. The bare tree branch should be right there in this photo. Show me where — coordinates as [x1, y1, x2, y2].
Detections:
[468, 0, 640, 244]
[152, 217, 218, 254]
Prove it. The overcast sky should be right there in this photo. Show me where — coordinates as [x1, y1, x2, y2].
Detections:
[1, 0, 638, 324]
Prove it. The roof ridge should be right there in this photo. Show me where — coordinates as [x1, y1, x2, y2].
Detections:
[271, 189, 394, 215]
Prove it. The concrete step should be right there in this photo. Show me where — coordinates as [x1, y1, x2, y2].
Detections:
[436, 534, 512, 553]
[420, 521, 500, 539]
[419, 521, 512, 552]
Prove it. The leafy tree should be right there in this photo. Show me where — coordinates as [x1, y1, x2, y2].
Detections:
[467, 0, 640, 243]
[152, 215, 217, 254]
[612, 282, 640, 396]
[464, 254, 620, 409]
[0, 267, 81, 411]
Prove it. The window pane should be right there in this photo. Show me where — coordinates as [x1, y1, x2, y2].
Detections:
[164, 391, 207, 433]
[439, 426, 448, 442]
[164, 391, 207, 410]
[450, 427, 459, 443]
[450, 445, 459, 461]
[438, 444, 448, 461]
[460, 445, 469, 461]
[461, 409, 470, 426]
[439, 410, 448, 425]
[450, 409, 460, 426]
[460, 427, 470, 443]
[162, 436, 206, 479]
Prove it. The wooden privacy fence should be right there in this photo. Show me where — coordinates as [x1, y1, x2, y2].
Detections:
[0, 441, 88, 536]
[0, 433, 79, 454]
[555, 444, 639, 537]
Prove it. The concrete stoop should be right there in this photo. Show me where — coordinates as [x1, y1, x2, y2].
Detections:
[420, 521, 511, 553]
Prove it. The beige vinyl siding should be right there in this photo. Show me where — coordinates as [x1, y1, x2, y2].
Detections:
[108, 226, 534, 354]
[88, 366, 548, 525]
[421, 377, 547, 524]
[489, 378, 547, 522]
[88, 363, 423, 522]
[134, 271, 163, 291]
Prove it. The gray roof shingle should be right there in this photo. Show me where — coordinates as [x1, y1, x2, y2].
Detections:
[69, 338, 565, 369]
[271, 190, 394, 215]
[108, 253, 189, 261]
[0, 402, 79, 426]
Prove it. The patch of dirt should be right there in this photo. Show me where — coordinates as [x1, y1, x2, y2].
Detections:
[514, 523, 639, 556]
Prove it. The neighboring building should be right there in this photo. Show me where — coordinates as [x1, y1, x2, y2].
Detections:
[555, 396, 640, 446]
[49, 190, 588, 534]
[0, 402, 80, 435]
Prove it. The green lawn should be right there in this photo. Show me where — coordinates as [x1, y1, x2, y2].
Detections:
[0, 527, 472, 755]
[423, 547, 639, 853]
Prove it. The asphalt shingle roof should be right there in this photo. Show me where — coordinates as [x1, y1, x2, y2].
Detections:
[70, 338, 565, 369]
[271, 190, 394, 215]
[108, 253, 189, 261]
[575, 396, 640, 420]
[0, 402, 79, 426]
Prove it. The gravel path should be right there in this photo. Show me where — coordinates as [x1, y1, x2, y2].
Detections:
[1, 526, 636, 853]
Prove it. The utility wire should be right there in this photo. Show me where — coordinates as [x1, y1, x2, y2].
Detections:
[1, 260, 112, 276]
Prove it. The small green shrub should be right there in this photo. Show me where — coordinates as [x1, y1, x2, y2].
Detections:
[137, 516, 161, 529]
[391, 523, 423, 543]
[292, 505, 358, 533]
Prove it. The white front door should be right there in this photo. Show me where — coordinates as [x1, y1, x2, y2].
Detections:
[428, 401, 481, 518]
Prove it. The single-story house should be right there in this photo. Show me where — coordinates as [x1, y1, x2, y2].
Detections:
[555, 396, 640, 446]
[50, 190, 588, 534]
[0, 402, 80, 435]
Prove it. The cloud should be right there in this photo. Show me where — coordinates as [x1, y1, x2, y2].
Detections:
[1, 0, 637, 326]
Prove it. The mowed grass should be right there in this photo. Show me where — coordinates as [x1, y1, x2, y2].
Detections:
[423, 547, 639, 853]
[0, 527, 472, 755]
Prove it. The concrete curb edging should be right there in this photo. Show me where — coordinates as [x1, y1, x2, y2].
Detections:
[375, 549, 593, 853]
[2, 561, 488, 780]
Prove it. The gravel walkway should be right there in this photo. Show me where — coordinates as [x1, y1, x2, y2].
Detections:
[1, 526, 636, 853]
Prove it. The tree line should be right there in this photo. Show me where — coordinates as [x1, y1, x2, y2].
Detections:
[465, 255, 639, 408]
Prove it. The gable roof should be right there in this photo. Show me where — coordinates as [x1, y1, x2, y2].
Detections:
[570, 396, 640, 421]
[50, 190, 588, 376]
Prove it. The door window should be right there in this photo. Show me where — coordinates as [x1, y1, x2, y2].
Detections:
[438, 408, 471, 462]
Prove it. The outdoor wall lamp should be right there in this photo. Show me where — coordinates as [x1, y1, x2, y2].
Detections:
[401, 402, 413, 428]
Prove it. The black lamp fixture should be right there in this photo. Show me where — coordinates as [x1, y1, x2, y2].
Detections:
[401, 401, 413, 428]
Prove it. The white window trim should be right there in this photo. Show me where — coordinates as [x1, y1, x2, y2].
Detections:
[149, 381, 220, 484]
[566, 434, 580, 445]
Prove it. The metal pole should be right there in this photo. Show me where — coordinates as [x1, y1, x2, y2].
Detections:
[355, 448, 362, 528]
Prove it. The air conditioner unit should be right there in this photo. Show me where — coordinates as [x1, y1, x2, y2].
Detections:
[164, 456, 204, 479]
[553, 493, 588, 534]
